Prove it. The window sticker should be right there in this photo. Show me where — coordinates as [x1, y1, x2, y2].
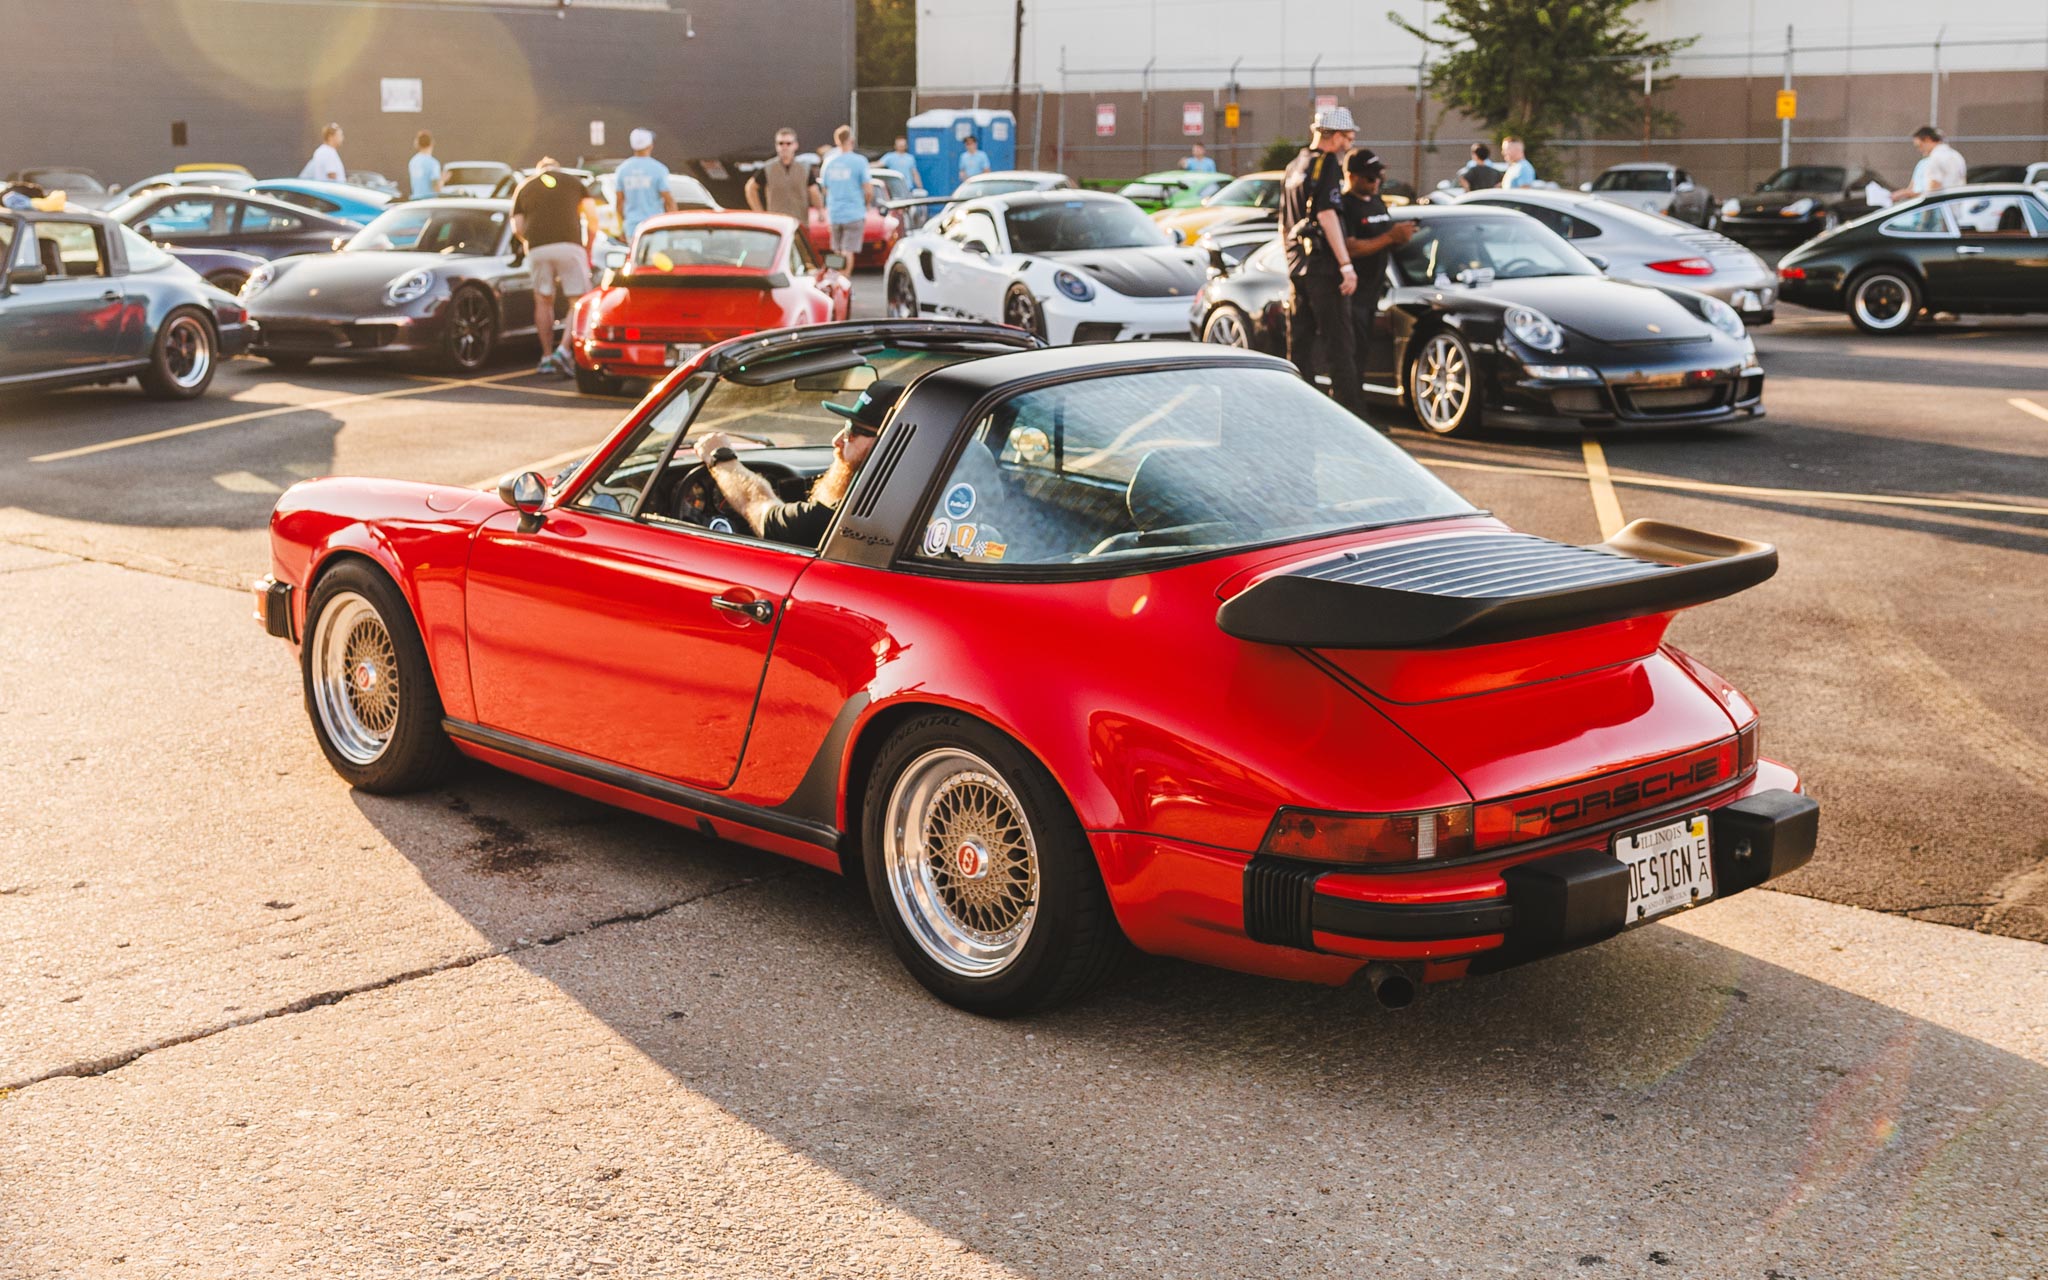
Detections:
[942, 482, 976, 519]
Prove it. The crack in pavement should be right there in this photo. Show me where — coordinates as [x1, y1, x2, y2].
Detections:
[0, 533, 246, 592]
[2, 871, 792, 1095]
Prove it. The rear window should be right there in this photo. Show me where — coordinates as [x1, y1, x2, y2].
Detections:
[910, 365, 1474, 569]
[1592, 169, 1674, 193]
[635, 226, 781, 270]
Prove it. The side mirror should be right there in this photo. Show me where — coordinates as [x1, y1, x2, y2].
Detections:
[330, 236, 346, 251]
[108, 182, 123, 193]
[604, 247, 628, 271]
[1583, 252, 1611, 271]
[7, 265, 49, 288]
[822, 251, 849, 271]
[1579, 181, 1593, 192]
[498, 470, 549, 532]
[136, 223, 156, 240]
[1172, 227, 1187, 245]
[963, 239, 990, 256]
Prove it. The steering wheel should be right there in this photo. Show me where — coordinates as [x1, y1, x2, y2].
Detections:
[1493, 257, 1539, 277]
[673, 464, 741, 533]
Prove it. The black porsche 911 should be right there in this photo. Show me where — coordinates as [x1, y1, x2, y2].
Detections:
[1191, 206, 1764, 436]
[1775, 184, 2048, 334]
[240, 199, 538, 372]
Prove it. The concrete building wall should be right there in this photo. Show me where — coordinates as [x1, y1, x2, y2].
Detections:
[0, 0, 853, 185]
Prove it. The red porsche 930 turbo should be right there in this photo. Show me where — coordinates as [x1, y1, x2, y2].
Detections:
[566, 210, 851, 396]
[257, 320, 1818, 1015]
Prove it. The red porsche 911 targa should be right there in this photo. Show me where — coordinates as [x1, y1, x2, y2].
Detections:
[257, 320, 1818, 1015]
[566, 210, 851, 396]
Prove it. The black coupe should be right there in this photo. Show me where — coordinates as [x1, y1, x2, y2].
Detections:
[1714, 165, 1889, 247]
[1, 208, 249, 399]
[1190, 206, 1764, 437]
[1776, 184, 2048, 333]
[240, 199, 538, 373]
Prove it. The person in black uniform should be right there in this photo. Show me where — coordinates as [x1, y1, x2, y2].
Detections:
[1279, 106, 1365, 418]
[1340, 148, 1417, 428]
[692, 381, 904, 547]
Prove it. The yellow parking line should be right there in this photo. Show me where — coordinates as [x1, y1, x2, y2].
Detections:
[402, 373, 607, 402]
[2009, 397, 2048, 426]
[1417, 456, 2048, 518]
[30, 370, 533, 462]
[1579, 437, 1626, 538]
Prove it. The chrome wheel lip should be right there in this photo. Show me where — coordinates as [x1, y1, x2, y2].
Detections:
[163, 315, 213, 389]
[1204, 307, 1248, 347]
[1852, 275, 1912, 330]
[883, 746, 1040, 978]
[887, 270, 918, 319]
[1412, 333, 1470, 432]
[310, 592, 398, 766]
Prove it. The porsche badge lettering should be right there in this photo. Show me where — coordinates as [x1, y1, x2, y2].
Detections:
[1510, 757, 1722, 837]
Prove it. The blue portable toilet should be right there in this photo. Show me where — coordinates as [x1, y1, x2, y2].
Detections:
[906, 108, 1019, 196]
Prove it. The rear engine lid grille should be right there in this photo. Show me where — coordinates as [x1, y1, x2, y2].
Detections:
[1301, 531, 1670, 599]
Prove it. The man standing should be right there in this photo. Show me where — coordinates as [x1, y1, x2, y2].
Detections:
[614, 127, 677, 244]
[745, 128, 823, 220]
[958, 134, 992, 183]
[880, 135, 920, 184]
[1340, 148, 1416, 430]
[1457, 142, 1502, 191]
[1279, 106, 1364, 419]
[511, 157, 599, 376]
[818, 124, 873, 265]
[1499, 136, 1536, 189]
[407, 131, 442, 201]
[1893, 126, 1967, 201]
[301, 124, 345, 182]
[1182, 143, 1217, 173]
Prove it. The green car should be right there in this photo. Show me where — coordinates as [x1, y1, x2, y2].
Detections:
[1114, 170, 1232, 213]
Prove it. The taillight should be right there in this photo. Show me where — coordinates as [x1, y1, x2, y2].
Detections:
[1261, 806, 1475, 865]
[595, 326, 646, 342]
[1738, 720, 1758, 773]
[1778, 266, 1805, 281]
[1647, 257, 1715, 276]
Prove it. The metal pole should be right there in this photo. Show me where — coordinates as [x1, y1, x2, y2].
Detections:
[1642, 59, 1652, 158]
[1309, 53, 1322, 118]
[1413, 53, 1426, 193]
[1930, 25, 1945, 128]
[1142, 57, 1154, 173]
[1031, 87, 1045, 169]
[1010, 0, 1025, 124]
[1780, 24, 1793, 170]
[1057, 47, 1067, 174]
[1227, 55, 1242, 169]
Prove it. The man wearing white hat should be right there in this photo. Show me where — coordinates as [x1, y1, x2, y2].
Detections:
[613, 128, 677, 245]
[1279, 105, 1366, 419]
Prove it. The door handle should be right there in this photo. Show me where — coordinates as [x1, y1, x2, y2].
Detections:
[101, 290, 121, 301]
[711, 595, 774, 624]
[1954, 245, 1986, 254]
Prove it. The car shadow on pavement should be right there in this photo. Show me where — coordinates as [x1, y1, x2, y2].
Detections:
[355, 761, 2048, 1278]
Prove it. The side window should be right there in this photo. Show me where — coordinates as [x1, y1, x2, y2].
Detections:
[1880, 205, 1956, 237]
[1951, 194, 2035, 236]
[146, 197, 229, 235]
[1563, 212, 1602, 240]
[790, 228, 820, 272]
[271, 190, 339, 214]
[951, 210, 1000, 251]
[237, 203, 305, 233]
[2024, 197, 2048, 237]
[35, 221, 111, 277]
[571, 376, 703, 517]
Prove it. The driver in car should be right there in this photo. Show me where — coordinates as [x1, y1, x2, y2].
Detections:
[691, 380, 903, 546]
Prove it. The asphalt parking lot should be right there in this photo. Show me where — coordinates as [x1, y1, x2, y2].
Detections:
[3, 280, 2045, 1277]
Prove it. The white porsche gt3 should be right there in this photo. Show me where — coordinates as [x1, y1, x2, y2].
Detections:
[883, 189, 1209, 345]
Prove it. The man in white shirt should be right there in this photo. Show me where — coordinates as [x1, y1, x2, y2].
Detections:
[1892, 126, 1966, 202]
[301, 123, 345, 183]
[1499, 136, 1536, 189]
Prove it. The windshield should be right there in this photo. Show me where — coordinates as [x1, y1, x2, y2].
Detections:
[1592, 169, 1673, 193]
[911, 365, 1476, 568]
[956, 177, 1042, 199]
[678, 348, 986, 449]
[117, 226, 177, 272]
[346, 206, 505, 255]
[1206, 176, 1282, 209]
[1005, 199, 1167, 253]
[28, 170, 106, 194]
[444, 165, 509, 186]
[1391, 214, 1595, 283]
[1759, 167, 1845, 192]
[635, 225, 782, 270]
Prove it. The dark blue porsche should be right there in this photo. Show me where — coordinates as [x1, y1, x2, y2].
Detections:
[1, 208, 250, 399]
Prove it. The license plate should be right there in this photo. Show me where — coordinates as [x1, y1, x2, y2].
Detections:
[665, 343, 701, 367]
[1614, 812, 1714, 925]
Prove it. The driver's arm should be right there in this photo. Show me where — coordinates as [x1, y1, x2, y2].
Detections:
[693, 431, 783, 535]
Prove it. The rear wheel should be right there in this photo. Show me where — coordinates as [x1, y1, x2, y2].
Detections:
[138, 309, 216, 400]
[862, 712, 1123, 1015]
[1847, 268, 1921, 335]
[886, 265, 919, 319]
[1407, 329, 1481, 436]
[301, 560, 457, 794]
[439, 286, 497, 373]
[1201, 304, 1251, 348]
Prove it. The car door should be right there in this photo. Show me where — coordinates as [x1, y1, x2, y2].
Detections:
[1882, 202, 1970, 307]
[233, 200, 329, 258]
[0, 218, 125, 381]
[462, 388, 809, 790]
[939, 209, 1011, 321]
[1947, 192, 2048, 307]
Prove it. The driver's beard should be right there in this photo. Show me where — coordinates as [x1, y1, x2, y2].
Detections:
[810, 456, 857, 508]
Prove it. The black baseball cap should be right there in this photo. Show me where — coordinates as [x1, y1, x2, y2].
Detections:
[822, 379, 906, 433]
[1345, 148, 1385, 177]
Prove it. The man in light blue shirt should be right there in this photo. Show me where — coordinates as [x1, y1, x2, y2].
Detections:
[407, 131, 442, 200]
[818, 124, 873, 261]
[1182, 143, 1217, 173]
[957, 135, 992, 182]
[1500, 136, 1536, 189]
[614, 128, 677, 243]
[880, 136, 920, 186]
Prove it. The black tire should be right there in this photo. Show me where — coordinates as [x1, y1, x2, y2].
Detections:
[264, 354, 315, 371]
[861, 711, 1124, 1015]
[439, 286, 497, 373]
[299, 559, 457, 794]
[138, 308, 217, 400]
[886, 264, 919, 319]
[1406, 328, 1482, 436]
[205, 270, 249, 296]
[1002, 285, 1047, 340]
[573, 363, 622, 396]
[1201, 304, 1252, 348]
[1846, 267, 1922, 335]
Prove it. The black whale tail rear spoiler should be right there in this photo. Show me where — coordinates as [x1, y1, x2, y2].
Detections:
[1216, 520, 1777, 650]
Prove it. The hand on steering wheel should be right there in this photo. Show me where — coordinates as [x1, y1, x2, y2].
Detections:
[675, 463, 740, 531]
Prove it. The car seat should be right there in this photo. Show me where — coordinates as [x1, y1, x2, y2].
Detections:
[38, 236, 64, 277]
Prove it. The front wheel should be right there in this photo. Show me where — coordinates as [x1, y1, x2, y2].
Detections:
[439, 286, 497, 373]
[886, 265, 919, 319]
[862, 712, 1123, 1015]
[138, 309, 216, 400]
[1847, 268, 1921, 335]
[1201, 304, 1251, 348]
[1002, 284, 1047, 340]
[301, 560, 457, 793]
[1407, 329, 1481, 436]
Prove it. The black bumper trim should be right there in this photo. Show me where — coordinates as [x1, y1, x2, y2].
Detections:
[1311, 894, 1514, 941]
[255, 576, 294, 640]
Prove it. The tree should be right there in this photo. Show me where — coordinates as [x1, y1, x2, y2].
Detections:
[856, 0, 916, 142]
[1391, 0, 1693, 167]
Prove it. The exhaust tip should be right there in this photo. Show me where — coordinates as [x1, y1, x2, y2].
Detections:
[1365, 962, 1418, 1011]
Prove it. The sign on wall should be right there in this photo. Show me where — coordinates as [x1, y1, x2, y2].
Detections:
[1775, 89, 1797, 120]
[1314, 94, 1337, 112]
[590, 120, 606, 147]
[380, 78, 423, 113]
[1223, 102, 1241, 130]
[1182, 102, 1204, 136]
[1095, 103, 1116, 137]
